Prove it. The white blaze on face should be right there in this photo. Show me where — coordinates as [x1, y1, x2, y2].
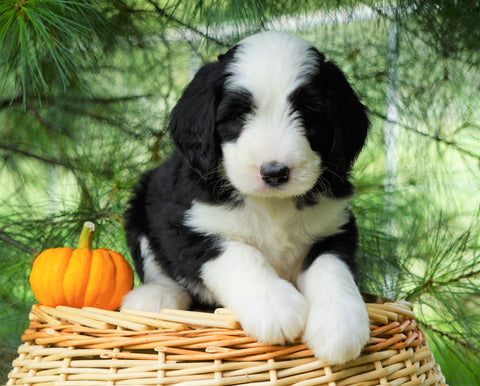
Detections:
[221, 32, 322, 198]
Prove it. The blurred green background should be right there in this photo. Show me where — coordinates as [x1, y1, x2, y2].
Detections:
[1, 1, 479, 383]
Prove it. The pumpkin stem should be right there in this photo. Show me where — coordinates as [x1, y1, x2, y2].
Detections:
[78, 221, 95, 249]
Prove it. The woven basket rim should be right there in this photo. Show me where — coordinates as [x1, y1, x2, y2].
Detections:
[7, 296, 448, 385]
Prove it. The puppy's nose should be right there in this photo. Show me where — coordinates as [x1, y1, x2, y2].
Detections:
[260, 162, 290, 187]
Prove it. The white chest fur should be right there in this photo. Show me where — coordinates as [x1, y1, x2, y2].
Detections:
[185, 196, 350, 281]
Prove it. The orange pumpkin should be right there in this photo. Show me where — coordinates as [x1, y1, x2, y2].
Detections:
[30, 222, 134, 310]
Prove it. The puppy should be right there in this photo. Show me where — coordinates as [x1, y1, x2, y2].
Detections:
[122, 31, 370, 365]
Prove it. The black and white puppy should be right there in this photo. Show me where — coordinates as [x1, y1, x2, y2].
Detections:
[122, 31, 370, 364]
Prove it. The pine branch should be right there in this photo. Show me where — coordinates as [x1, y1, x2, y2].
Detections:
[146, 0, 229, 47]
[0, 232, 36, 255]
[0, 144, 75, 170]
[406, 267, 480, 302]
[0, 94, 153, 111]
[1, 213, 122, 233]
[66, 94, 154, 105]
[443, 269, 480, 286]
[420, 321, 480, 353]
[0, 212, 124, 256]
[0, 1, 105, 103]
[370, 109, 479, 160]
[0, 95, 23, 111]
[27, 106, 65, 134]
[55, 105, 165, 144]
[362, 1, 480, 67]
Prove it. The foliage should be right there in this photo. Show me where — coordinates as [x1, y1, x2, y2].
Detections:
[1, 0, 479, 383]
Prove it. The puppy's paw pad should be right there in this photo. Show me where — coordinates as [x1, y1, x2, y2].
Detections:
[121, 283, 191, 312]
[239, 280, 308, 345]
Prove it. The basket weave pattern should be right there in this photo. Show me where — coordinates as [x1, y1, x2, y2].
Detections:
[8, 299, 446, 385]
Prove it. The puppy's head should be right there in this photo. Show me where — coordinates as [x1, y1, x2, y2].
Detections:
[169, 31, 369, 201]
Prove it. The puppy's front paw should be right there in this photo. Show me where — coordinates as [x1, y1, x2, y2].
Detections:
[237, 279, 308, 345]
[121, 282, 191, 312]
[303, 298, 370, 365]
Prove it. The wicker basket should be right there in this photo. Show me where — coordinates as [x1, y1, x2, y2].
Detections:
[7, 296, 447, 385]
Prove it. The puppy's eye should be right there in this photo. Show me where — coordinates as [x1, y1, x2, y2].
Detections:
[290, 88, 327, 116]
[217, 91, 254, 125]
[217, 105, 249, 124]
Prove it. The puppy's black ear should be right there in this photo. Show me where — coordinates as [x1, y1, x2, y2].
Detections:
[321, 58, 370, 171]
[168, 62, 224, 175]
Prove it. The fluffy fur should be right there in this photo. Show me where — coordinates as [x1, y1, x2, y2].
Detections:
[122, 31, 370, 364]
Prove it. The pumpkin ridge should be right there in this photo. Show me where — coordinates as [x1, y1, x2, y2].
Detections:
[106, 250, 134, 310]
[30, 247, 73, 307]
[50, 248, 72, 306]
[84, 248, 117, 308]
[63, 248, 92, 308]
